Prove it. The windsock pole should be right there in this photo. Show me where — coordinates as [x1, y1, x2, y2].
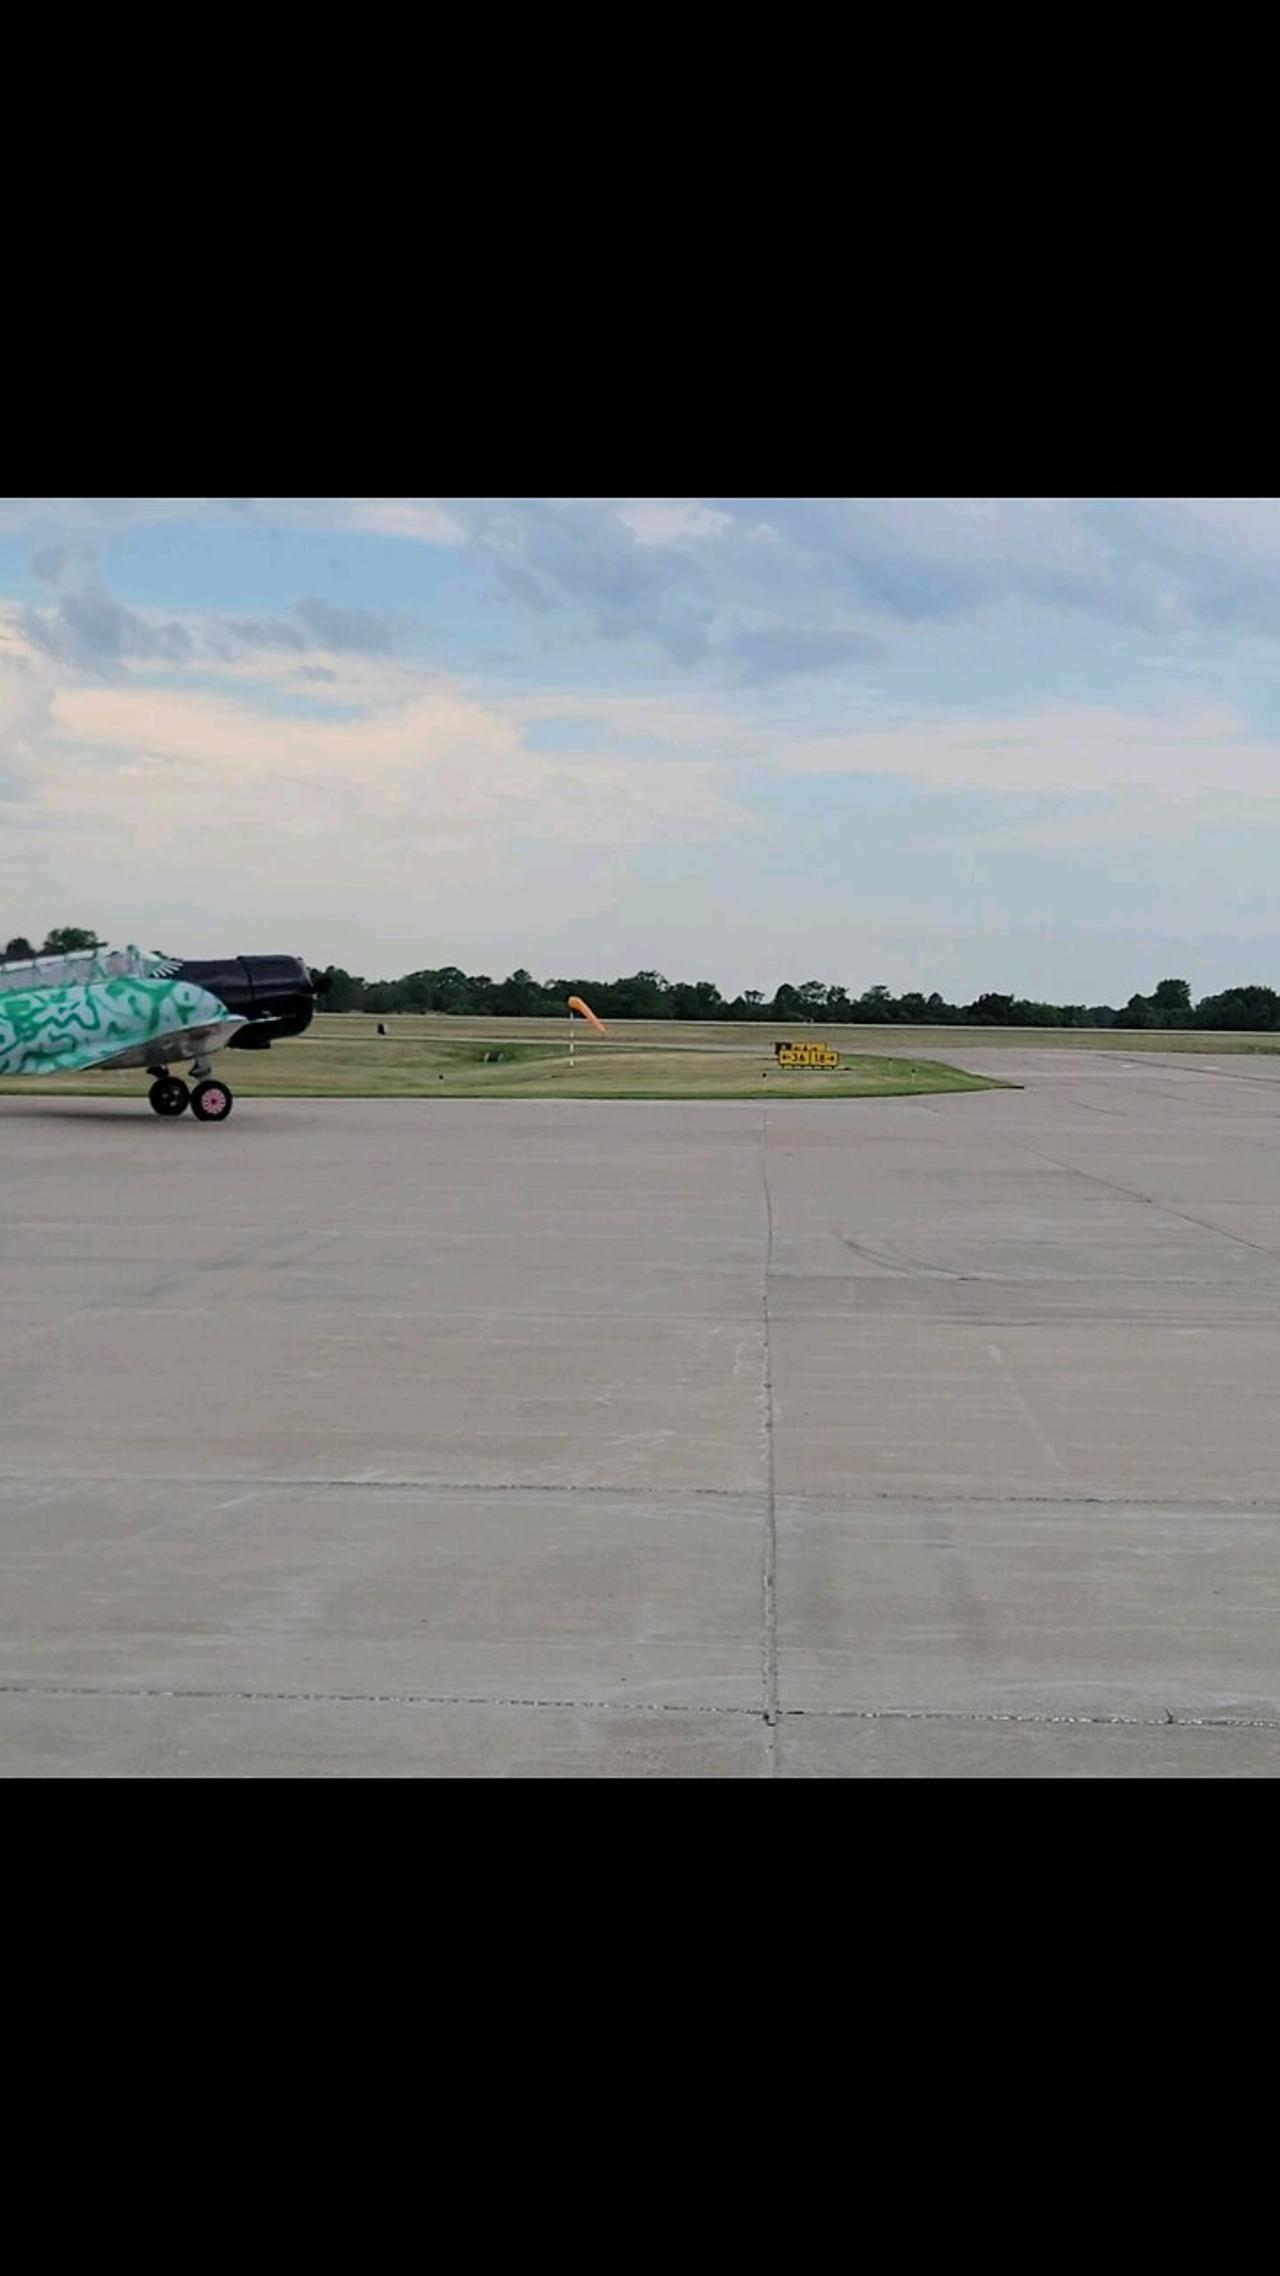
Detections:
[565, 995, 604, 1068]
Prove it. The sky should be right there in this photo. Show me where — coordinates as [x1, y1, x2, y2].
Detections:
[3, 495, 1280, 1002]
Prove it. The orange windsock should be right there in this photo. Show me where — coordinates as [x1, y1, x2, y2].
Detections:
[567, 995, 607, 1034]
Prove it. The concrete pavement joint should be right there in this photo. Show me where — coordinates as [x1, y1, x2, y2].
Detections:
[6, 1081, 1279, 1776]
[0, 1681, 762, 1716]
[5, 1475, 1280, 1514]
[2, 1684, 1274, 1733]
[0, 1472, 765, 1504]
[784, 1707, 1280, 1730]
[760, 1110, 779, 1773]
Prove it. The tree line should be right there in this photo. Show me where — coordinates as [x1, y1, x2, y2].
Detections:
[3, 930, 103, 960]
[312, 966, 1280, 1031]
[7, 934, 1280, 1030]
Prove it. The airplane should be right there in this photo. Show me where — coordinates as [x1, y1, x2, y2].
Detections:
[0, 946, 323, 1122]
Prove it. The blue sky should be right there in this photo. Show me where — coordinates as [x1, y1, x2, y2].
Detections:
[3, 496, 1280, 999]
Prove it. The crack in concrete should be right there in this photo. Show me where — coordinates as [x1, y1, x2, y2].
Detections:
[999, 1132, 1280, 1268]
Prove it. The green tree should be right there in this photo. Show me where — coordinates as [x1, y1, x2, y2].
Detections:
[492, 968, 546, 1016]
[669, 980, 725, 1019]
[854, 985, 894, 1022]
[607, 971, 671, 1018]
[41, 926, 103, 954]
[426, 965, 473, 1013]
[317, 965, 366, 1012]
[1151, 977, 1192, 1026]
[968, 992, 1017, 1024]
[1115, 993, 1154, 1029]
[3, 936, 35, 960]
[1152, 977, 1191, 1013]
[1194, 984, 1280, 1031]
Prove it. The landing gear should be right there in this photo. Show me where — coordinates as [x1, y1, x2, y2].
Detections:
[190, 1077, 233, 1122]
[145, 1061, 234, 1122]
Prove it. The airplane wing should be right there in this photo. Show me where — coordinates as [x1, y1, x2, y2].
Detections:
[92, 1016, 246, 1073]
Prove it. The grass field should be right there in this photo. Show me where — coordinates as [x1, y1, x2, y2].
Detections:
[1, 1033, 1001, 1103]
[313, 1013, 1280, 1055]
[7, 1010, 1278, 1105]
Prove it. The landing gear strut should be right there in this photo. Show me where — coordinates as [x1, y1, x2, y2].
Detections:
[145, 1060, 234, 1122]
[188, 1054, 233, 1120]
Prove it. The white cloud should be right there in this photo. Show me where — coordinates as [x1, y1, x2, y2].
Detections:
[0, 497, 467, 545]
[0, 614, 756, 960]
[310, 499, 466, 545]
[501, 687, 749, 749]
[10, 505, 1280, 987]
[615, 501, 733, 547]
[776, 700, 1280, 798]
[0, 498, 211, 534]
[42, 679, 748, 843]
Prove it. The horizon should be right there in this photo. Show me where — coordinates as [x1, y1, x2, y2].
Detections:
[3, 928, 1272, 1010]
[5, 498, 1280, 1001]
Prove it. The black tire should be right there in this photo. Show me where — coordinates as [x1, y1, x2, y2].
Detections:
[190, 1077, 234, 1122]
[149, 1077, 189, 1117]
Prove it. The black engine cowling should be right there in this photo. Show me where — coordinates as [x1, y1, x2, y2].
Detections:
[175, 956, 323, 1047]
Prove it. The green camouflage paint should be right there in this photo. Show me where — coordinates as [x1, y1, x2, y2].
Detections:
[0, 975, 233, 1078]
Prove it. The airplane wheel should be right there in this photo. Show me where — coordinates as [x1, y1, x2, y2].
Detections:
[191, 1078, 233, 1122]
[149, 1077, 189, 1116]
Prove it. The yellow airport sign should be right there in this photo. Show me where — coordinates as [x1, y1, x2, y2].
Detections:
[774, 1040, 840, 1069]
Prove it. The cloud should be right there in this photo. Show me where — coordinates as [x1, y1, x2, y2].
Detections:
[19, 587, 194, 671]
[10, 501, 1280, 991]
[22, 499, 1280, 672]
[293, 596, 396, 654]
[0, 499, 210, 534]
[447, 501, 893, 679]
[505, 689, 749, 750]
[0, 630, 754, 942]
[30, 545, 89, 586]
[448, 497, 1280, 664]
[0, 583, 765, 966]
[334, 499, 465, 544]
[447, 499, 723, 664]
[8, 498, 1280, 653]
[0, 623, 58, 801]
[727, 624, 886, 683]
[931, 789, 1280, 858]
[0, 497, 467, 547]
[776, 699, 1280, 798]
[616, 502, 732, 547]
[11, 583, 400, 681]
[223, 614, 309, 650]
